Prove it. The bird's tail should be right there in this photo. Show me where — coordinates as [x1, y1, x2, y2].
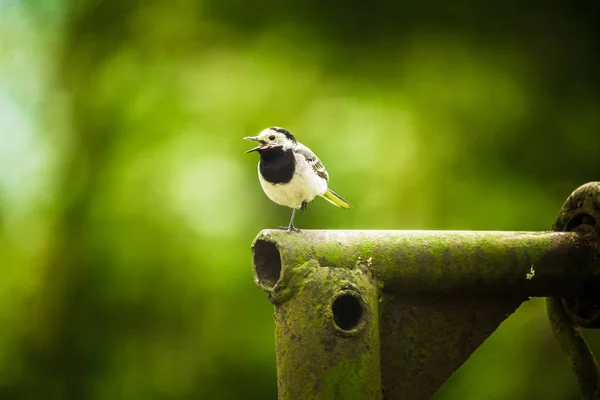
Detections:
[320, 189, 352, 209]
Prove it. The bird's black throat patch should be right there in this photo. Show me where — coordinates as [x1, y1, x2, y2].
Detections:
[259, 146, 295, 184]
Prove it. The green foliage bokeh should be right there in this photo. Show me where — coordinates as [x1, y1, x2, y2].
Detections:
[1, 0, 600, 399]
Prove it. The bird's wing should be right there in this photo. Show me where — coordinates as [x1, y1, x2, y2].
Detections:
[295, 143, 329, 182]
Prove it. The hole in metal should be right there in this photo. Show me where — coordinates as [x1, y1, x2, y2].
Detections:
[253, 240, 282, 289]
[566, 213, 597, 231]
[332, 293, 364, 331]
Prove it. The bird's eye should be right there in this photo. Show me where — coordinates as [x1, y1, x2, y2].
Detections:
[269, 135, 276, 141]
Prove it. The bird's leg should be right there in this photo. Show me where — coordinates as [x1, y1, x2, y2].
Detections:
[277, 208, 300, 233]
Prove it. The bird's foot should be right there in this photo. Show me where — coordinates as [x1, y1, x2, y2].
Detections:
[277, 224, 301, 233]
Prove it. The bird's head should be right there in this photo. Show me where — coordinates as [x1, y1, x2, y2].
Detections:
[244, 127, 297, 154]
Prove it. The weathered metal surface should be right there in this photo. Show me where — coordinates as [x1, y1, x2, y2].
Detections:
[270, 259, 382, 400]
[251, 182, 600, 400]
[552, 182, 600, 328]
[253, 230, 598, 297]
[547, 182, 600, 399]
[548, 295, 599, 399]
[379, 295, 524, 399]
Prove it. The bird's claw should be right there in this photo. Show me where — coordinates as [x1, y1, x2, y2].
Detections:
[277, 225, 301, 233]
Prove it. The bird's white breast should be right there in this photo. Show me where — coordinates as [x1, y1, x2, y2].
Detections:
[258, 152, 328, 209]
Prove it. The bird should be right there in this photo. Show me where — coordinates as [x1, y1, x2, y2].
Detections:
[244, 126, 352, 233]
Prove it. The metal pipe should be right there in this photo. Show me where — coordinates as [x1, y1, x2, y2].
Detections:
[251, 228, 599, 399]
[252, 230, 598, 298]
[251, 182, 600, 399]
[268, 258, 382, 400]
[548, 181, 600, 400]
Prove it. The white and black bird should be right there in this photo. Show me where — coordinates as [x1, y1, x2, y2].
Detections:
[244, 127, 352, 232]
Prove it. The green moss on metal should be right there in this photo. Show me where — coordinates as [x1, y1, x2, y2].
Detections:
[268, 260, 319, 304]
[271, 255, 382, 400]
[249, 184, 600, 400]
[255, 229, 594, 297]
[251, 222, 600, 399]
[323, 356, 371, 400]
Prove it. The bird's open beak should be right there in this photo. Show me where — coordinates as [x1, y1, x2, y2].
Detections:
[244, 136, 262, 153]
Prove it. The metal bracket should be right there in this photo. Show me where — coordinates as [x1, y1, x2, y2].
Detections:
[250, 182, 600, 399]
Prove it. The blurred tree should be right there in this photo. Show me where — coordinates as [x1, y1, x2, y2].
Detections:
[0, 0, 599, 399]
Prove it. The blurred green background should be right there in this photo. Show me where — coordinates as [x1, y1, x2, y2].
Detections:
[1, 0, 600, 399]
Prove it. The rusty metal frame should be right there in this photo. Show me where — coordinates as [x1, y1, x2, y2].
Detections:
[250, 182, 600, 399]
